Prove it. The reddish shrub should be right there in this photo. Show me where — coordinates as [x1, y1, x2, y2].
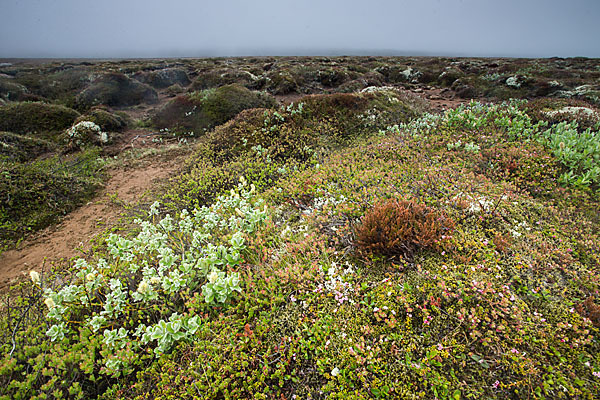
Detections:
[576, 297, 600, 327]
[355, 198, 454, 260]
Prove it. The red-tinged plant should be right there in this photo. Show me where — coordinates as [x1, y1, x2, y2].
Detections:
[576, 296, 600, 327]
[355, 198, 454, 260]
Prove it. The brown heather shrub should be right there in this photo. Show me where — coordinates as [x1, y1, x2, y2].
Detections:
[576, 296, 600, 328]
[355, 198, 454, 260]
[493, 233, 512, 253]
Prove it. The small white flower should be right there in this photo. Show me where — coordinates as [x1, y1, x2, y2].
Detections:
[137, 280, 150, 294]
[86, 273, 95, 282]
[208, 269, 220, 284]
[150, 276, 161, 285]
[44, 297, 56, 309]
[30, 270, 40, 284]
[331, 367, 340, 377]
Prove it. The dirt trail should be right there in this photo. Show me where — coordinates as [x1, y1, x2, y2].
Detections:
[0, 153, 182, 290]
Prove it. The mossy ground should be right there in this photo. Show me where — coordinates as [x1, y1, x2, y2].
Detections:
[0, 102, 80, 141]
[0, 57, 599, 400]
[0, 148, 106, 252]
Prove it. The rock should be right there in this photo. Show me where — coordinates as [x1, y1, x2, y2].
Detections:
[574, 85, 593, 96]
[438, 67, 464, 86]
[451, 79, 477, 99]
[375, 66, 422, 84]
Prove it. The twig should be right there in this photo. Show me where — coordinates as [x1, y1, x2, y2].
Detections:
[9, 293, 38, 357]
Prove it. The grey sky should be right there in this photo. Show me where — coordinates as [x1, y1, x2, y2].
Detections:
[1, 0, 599, 58]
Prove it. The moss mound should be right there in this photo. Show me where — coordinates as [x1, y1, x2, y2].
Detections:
[265, 71, 299, 95]
[134, 68, 191, 89]
[0, 102, 80, 140]
[524, 98, 600, 131]
[12, 67, 94, 107]
[0, 131, 55, 162]
[76, 73, 158, 108]
[152, 84, 276, 135]
[191, 69, 265, 91]
[75, 107, 129, 132]
[0, 148, 104, 249]
[0, 78, 28, 101]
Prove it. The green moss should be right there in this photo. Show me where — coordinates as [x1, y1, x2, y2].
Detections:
[0, 102, 80, 140]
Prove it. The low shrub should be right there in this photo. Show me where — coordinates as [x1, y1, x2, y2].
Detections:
[0, 182, 267, 398]
[0, 78, 28, 101]
[542, 121, 600, 191]
[65, 121, 109, 149]
[355, 198, 454, 260]
[576, 296, 600, 328]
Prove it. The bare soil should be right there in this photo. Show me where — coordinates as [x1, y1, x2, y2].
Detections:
[0, 142, 185, 291]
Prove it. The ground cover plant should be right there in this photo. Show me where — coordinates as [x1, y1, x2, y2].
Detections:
[0, 57, 599, 399]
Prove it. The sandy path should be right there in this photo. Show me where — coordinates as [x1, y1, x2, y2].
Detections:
[0, 157, 181, 290]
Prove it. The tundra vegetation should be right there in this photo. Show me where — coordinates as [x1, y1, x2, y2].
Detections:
[0, 56, 599, 399]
